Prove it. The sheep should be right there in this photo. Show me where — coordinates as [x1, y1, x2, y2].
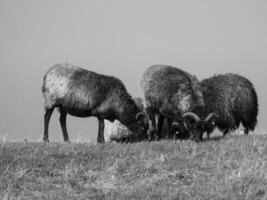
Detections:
[104, 97, 145, 142]
[183, 73, 258, 139]
[104, 97, 174, 142]
[42, 63, 148, 143]
[141, 65, 215, 142]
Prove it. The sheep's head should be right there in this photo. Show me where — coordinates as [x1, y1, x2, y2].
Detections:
[135, 112, 149, 138]
[179, 112, 217, 142]
[171, 121, 190, 140]
[136, 112, 148, 127]
[121, 112, 149, 142]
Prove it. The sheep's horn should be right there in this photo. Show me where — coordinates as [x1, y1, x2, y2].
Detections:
[204, 113, 217, 122]
[172, 122, 180, 126]
[182, 112, 200, 122]
[136, 112, 145, 120]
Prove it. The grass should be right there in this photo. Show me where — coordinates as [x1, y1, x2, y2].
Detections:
[0, 134, 267, 200]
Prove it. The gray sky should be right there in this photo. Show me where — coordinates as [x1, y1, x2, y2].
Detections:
[0, 0, 266, 142]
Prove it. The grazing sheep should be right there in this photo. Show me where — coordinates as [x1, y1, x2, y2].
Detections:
[104, 97, 171, 142]
[187, 73, 258, 139]
[104, 97, 144, 142]
[42, 63, 148, 143]
[141, 65, 215, 142]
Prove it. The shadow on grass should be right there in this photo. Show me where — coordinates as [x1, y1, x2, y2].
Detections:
[201, 135, 226, 142]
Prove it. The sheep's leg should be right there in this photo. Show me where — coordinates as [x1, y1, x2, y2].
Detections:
[43, 108, 54, 142]
[166, 118, 173, 139]
[150, 114, 157, 140]
[157, 115, 164, 140]
[206, 132, 211, 139]
[97, 117, 105, 143]
[146, 111, 157, 141]
[59, 111, 70, 142]
[244, 128, 249, 135]
[223, 129, 229, 136]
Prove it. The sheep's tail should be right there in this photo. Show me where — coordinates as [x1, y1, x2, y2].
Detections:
[42, 74, 47, 94]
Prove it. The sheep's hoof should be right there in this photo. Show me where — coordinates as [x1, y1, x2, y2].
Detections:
[97, 139, 105, 144]
[43, 138, 49, 143]
[244, 129, 249, 135]
[147, 128, 156, 141]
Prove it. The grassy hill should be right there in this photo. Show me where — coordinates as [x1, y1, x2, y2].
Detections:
[0, 134, 267, 200]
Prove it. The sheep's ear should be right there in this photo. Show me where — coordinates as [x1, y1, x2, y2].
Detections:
[136, 112, 148, 125]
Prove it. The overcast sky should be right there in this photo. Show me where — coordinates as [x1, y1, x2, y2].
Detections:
[0, 0, 266, 142]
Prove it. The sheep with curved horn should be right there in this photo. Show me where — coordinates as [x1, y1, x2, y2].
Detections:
[200, 74, 258, 138]
[182, 111, 217, 140]
[141, 65, 215, 142]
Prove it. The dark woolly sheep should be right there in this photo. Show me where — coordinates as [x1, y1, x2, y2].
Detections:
[188, 73, 258, 138]
[42, 63, 148, 143]
[141, 65, 215, 142]
[104, 97, 145, 142]
[104, 97, 171, 142]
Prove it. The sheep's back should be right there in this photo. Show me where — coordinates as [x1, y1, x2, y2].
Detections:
[201, 73, 258, 129]
[141, 65, 204, 114]
[42, 63, 127, 111]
